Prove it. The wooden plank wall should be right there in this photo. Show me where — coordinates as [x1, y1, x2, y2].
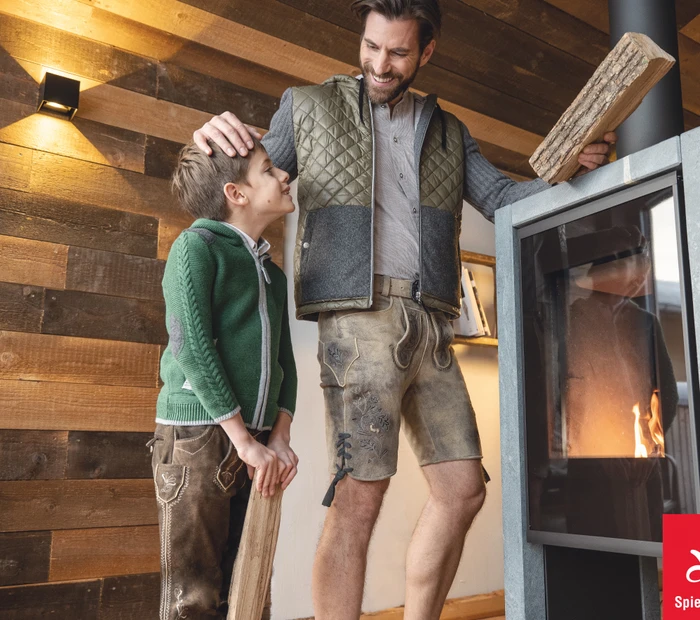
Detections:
[0, 0, 699, 616]
[0, 3, 291, 616]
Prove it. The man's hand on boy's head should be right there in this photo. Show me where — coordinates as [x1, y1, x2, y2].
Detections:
[193, 111, 263, 158]
[268, 411, 299, 491]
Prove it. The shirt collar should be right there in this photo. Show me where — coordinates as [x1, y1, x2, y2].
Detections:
[221, 222, 270, 257]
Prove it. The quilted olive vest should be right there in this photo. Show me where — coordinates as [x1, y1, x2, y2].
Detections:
[291, 74, 464, 320]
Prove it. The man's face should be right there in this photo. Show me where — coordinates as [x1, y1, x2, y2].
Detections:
[359, 11, 435, 105]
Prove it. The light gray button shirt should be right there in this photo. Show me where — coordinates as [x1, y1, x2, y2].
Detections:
[373, 91, 425, 280]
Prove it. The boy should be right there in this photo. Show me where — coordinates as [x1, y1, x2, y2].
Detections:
[150, 138, 298, 620]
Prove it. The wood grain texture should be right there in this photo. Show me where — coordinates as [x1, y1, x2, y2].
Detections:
[0, 12, 156, 96]
[0, 283, 43, 333]
[0, 51, 40, 108]
[0, 187, 159, 258]
[685, 108, 700, 132]
[453, 0, 609, 65]
[546, 0, 700, 118]
[0, 429, 151, 481]
[66, 431, 152, 479]
[0, 0, 306, 98]
[8, 53, 225, 146]
[26, 149, 179, 223]
[81, 0, 547, 151]
[0, 479, 157, 532]
[0, 97, 146, 173]
[157, 62, 279, 127]
[184, 0, 558, 137]
[99, 572, 160, 620]
[227, 470, 282, 620]
[0, 579, 102, 619]
[676, 1, 700, 31]
[85, 0, 356, 84]
[0, 143, 32, 192]
[0, 430, 67, 481]
[0, 532, 51, 587]
[530, 33, 675, 183]
[0, 380, 158, 432]
[49, 525, 159, 581]
[158, 217, 189, 259]
[272, 0, 592, 114]
[0, 331, 161, 387]
[42, 289, 167, 344]
[0, 235, 67, 290]
[78, 77, 245, 144]
[145, 135, 183, 180]
[66, 246, 165, 301]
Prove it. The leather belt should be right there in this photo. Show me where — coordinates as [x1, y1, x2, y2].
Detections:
[373, 274, 416, 300]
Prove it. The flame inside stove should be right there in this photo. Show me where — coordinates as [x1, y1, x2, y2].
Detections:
[632, 391, 665, 458]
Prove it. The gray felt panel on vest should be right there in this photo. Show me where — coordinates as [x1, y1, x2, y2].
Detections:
[299, 205, 372, 305]
[420, 206, 460, 309]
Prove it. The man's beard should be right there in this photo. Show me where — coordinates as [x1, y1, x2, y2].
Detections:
[361, 61, 420, 105]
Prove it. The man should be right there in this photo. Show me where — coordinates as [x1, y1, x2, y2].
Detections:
[193, 2, 615, 618]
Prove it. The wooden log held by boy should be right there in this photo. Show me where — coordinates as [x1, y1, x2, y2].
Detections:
[227, 470, 284, 620]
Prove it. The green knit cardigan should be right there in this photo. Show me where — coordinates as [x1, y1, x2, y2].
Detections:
[156, 219, 297, 430]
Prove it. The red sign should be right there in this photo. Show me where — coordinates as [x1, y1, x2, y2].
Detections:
[664, 514, 700, 618]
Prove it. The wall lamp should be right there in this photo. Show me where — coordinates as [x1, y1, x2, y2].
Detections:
[38, 72, 80, 120]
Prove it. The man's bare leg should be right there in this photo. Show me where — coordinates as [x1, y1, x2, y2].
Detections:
[403, 459, 486, 620]
[312, 477, 390, 620]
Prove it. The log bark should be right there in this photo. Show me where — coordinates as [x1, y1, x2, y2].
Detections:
[227, 472, 283, 620]
[530, 32, 675, 183]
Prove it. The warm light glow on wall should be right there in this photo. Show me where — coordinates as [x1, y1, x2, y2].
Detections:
[0, 113, 110, 167]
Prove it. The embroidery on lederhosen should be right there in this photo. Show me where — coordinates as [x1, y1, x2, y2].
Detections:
[351, 390, 391, 464]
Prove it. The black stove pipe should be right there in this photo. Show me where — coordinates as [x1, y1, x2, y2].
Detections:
[609, 0, 684, 158]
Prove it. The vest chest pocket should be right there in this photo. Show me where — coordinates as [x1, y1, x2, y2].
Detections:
[299, 205, 372, 306]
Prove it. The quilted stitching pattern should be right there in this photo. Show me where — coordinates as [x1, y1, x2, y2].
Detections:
[420, 113, 464, 212]
[291, 75, 465, 316]
[293, 78, 372, 210]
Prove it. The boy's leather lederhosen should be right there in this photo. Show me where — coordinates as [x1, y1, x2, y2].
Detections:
[150, 424, 271, 620]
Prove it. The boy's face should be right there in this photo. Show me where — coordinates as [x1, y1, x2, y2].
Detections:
[240, 149, 294, 220]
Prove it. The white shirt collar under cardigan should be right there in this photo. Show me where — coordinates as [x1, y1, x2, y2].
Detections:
[221, 222, 271, 257]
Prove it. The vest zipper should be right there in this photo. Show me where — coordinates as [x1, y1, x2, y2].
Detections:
[368, 91, 376, 308]
[415, 98, 438, 304]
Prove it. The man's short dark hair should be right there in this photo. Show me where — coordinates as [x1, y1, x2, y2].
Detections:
[350, 0, 442, 51]
[171, 139, 263, 220]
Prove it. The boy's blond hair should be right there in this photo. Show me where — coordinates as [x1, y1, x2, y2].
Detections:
[171, 138, 264, 220]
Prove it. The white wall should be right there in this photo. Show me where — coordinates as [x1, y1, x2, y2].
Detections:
[271, 188, 503, 619]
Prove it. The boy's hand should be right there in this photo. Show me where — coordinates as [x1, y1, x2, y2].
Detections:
[268, 411, 299, 490]
[236, 439, 280, 498]
[219, 415, 280, 497]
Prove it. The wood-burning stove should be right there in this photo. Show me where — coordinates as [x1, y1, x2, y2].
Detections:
[497, 131, 700, 619]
